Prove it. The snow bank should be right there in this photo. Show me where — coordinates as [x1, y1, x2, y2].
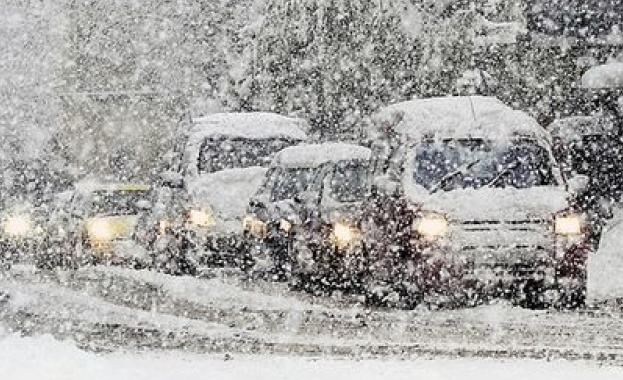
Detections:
[105, 266, 323, 312]
[1, 334, 622, 380]
[273, 142, 371, 168]
[587, 209, 623, 301]
[581, 62, 623, 89]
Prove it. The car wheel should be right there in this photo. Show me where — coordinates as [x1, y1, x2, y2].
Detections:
[558, 282, 586, 309]
[515, 279, 547, 310]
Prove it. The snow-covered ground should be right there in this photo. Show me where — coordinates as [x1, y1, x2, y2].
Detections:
[3, 264, 623, 366]
[1, 333, 623, 380]
[588, 207, 623, 301]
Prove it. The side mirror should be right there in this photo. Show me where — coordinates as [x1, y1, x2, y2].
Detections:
[160, 171, 184, 189]
[567, 175, 589, 195]
[249, 195, 269, 210]
[135, 200, 152, 211]
[373, 175, 400, 196]
[295, 191, 320, 207]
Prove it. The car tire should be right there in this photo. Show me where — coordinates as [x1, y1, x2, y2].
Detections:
[558, 282, 586, 310]
[515, 279, 547, 310]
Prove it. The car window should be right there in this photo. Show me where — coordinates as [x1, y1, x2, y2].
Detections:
[197, 137, 296, 174]
[327, 160, 370, 203]
[413, 139, 556, 191]
[270, 167, 317, 202]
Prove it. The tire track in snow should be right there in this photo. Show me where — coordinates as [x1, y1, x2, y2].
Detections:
[4, 265, 623, 364]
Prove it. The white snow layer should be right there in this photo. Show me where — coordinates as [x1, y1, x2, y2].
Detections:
[587, 209, 623, 301]
[372, 96, 549, 142]
[187, 166, 267, 230]
[407, 186, 570, 222]
[190, 112, 310, 141]
[581, 62, 623, 89]
[1, 334, 623, 380]
[548, 116, 614, 142]
[273, 142, 371, 168]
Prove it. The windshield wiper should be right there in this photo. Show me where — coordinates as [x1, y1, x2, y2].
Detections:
[485, 161, 520, 188]
[430, 159, 481, 194]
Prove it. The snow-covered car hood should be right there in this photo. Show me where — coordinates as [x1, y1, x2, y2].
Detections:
[408, 186, 570, 222]
[187, 167, 268, 229]
[249, 198, 303, 225]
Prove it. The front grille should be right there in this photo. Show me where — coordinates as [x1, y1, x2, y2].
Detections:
[450, 219, 553, 254]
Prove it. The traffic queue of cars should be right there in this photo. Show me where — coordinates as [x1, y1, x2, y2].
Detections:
[0, 97, 600, 309]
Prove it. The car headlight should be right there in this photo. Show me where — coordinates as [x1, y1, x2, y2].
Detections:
[279, 219, 293, 233]
[86, 219, 114, 241]
[554, 213, 583, 236]
[3, 214, 33, 237]
[414, 213, 449, 240]
[187, 209, 215, 229]
[243, 215, 267, 238]
[158, 219, 172, 235]
[330, 221, 361, 249]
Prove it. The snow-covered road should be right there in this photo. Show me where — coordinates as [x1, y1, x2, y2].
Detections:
[2, 334, 623, 380]
[1, 265, 623, 365]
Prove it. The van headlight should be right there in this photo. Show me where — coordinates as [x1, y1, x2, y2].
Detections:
[279, 219, 293, 233]
[3, 214, 33, 237]
[187, 209, 215, 229]
[330, 221, 361, 249]
[243, 215, 267, 238]
[86, 219, 114, 241]
[414, 213, 449, 240]
[554, 213, 583, 236]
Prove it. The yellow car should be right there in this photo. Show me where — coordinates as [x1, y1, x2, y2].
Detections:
[53, 182, 153, 267]
[1, 202, 46, 269]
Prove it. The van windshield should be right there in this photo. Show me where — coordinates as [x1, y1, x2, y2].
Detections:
[414, 139, 556, 192]
[89, 190, 151, 217]
[198, 137, 296, 174]
[328, 161, 369, 203]
[271, 168, 317, 202]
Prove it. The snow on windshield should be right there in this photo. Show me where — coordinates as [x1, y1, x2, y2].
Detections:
[414, 139, 557, 192]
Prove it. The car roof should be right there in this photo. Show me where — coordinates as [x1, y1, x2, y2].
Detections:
[548, 116, 616, 141]
[74, 182, 151, 194]
[581, 62, 623, 89]
[272, 142, 371, 168]
[371, 96, 549, 143]
[189, 112, 309, 141]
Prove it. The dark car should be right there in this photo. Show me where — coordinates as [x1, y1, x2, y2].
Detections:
[243, 143, 372, 287]
[549, 116, 621, 242]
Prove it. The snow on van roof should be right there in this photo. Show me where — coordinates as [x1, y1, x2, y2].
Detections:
[548, 116, 615, 141]
[190, 112, 309, 141]
[372, 96, 547, 142]
[74, 181, 151, 194]
[581, 62, 623, 89]
[273, 142, 371, 168]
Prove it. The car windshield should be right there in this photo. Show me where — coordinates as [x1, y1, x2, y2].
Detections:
[89, 190, 151, 216]
[198, 137, 296, 174]
[414, 139, 556, 192]
[270, 167, 317, 202]
[328, 160, 369, 203]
